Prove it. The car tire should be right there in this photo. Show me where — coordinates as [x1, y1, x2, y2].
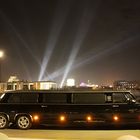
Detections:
[16, 115, 32, 130]
[0, 114, 8, 129]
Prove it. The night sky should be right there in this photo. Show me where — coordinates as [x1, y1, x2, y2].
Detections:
[0, 0, 140, 86]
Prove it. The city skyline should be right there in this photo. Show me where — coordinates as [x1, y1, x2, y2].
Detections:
[0, 0, 140, 85]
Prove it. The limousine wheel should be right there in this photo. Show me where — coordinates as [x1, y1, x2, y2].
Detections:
[16, 115, 32, 129]
[0, 114, 8, 129]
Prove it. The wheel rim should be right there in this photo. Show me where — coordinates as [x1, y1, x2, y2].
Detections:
[18, 116, 30, 129]
[0, 116, 7, 128]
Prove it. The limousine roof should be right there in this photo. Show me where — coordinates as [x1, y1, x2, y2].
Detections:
[3, 90, 132, 94]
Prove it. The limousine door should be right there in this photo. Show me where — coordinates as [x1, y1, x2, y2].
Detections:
[39, 93, 70, 124]
[112, 92, 139, 124]
[70, 93, 113, 124]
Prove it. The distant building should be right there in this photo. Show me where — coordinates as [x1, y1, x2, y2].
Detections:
[113, 80, 140, 90]
[0, 76, 58, 93]
[8, 76, 19, 82]
[66, 79, 75, 87]
[34, 81, 57, 90]
[79, 82, 99, 90]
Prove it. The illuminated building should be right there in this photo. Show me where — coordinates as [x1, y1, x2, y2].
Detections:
[113, 80, 140, 90]
[66, 78, 75, 87]
[0, 76, 57, 93]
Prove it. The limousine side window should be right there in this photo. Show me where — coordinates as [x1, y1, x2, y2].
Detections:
[21, 93, 38, 103]
[42, 93, 67, 103]
[7, 93, 38, 103]
[73, 93, 105, 104]
[105, 94, 112, 103]
[113, 93, 126, 103]
[7, 93, 20, 103]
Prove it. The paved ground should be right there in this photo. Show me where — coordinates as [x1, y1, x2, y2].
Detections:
[0, 128, 140, 140]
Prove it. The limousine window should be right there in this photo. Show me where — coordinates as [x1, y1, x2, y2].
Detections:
[73, 93, 105, 104]
[7, 93, 38, 103]
[113, 92, 126, 103]
[105, 94, 112, 103]
[21, 93, 38, 103]
[42, 93, 67, 103]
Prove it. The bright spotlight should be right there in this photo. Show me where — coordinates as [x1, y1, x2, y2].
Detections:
[0, 50, 4, 58]
[38, 1, 71, 81]
[60, 4, 94, 87]
[66, 78, 75, 87]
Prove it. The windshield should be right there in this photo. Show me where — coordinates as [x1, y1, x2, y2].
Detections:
[125, 92, 135, 100]
[124, 92, 137, 103]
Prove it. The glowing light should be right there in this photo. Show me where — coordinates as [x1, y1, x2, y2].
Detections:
[42, 6, 138, 83]
[86, 115, 92, 122]
[0, 51, 4, 58]
[60, 115, 66, 122]
[0, 10, 39, 80]
[66, 79, 75, 87]
[75, 34, 140, 71]
[0, 11, 40, 63]
[38, 1, 72, 81]
[113, 115, 119, 121]
[46, 33, 137, 82]
[60, 3, 94, 88]
[48, 33, 138, 81]
[80, 82, 87, 87]
[33, 115, 39, 121]
[109, 85, 113, 88]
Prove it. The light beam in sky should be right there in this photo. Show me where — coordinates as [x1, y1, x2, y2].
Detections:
[0, 10, 40, 80]
[44, 33, 140, 85]
[60, 1, 98, 87]
[38, 0, 72, 81]
[0, 10, 41, 65]
[75, 33, 140, 69]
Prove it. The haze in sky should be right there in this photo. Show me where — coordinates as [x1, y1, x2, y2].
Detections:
[0, 0, 140, 85]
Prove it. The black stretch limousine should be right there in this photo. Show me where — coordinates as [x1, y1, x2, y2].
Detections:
[0, 90, 140, 129]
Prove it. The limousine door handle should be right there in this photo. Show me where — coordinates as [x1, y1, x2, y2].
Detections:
[41, 105, 48, 108]
[112, 105, 119, 108]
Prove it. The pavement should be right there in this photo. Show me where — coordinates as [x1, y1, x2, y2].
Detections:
[1, 133, 140, 140]
[1, 129, 140, 140]
[0, 133, 51, 140]
[8, 136, 140, 140]
[1, 134, 140, 140]
[117, 135, 140, 140]
[0, 133, 46, 140]
[7, 138, 49, 140]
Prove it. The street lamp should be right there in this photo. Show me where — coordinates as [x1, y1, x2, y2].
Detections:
[0, 50, 4, 83]
[0, 51, 4, 58]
